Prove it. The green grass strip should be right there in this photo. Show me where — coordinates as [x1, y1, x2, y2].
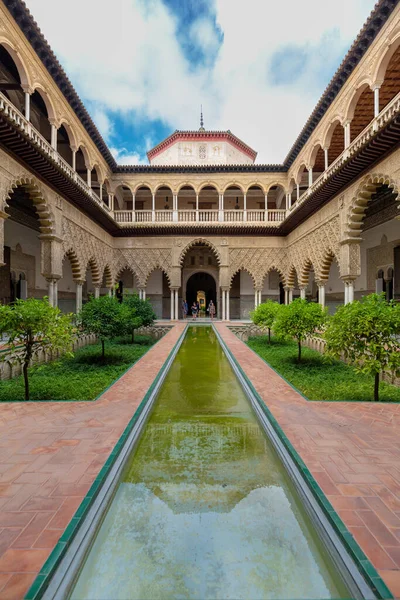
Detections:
[247, 336, 400, 402]
[0, 335, 155, 402]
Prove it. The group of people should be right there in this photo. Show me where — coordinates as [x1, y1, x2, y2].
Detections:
[181, 299, 216, 320]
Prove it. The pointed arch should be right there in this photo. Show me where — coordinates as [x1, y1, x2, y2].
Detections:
[115, 264, 140, 287]
[260, 266, 286, 289]
[102, 264, 113, 288]
[179, 238, 221, 266]
[144, 265, 171, 287]
[346, 173, 400, 238]
[229, 267, 256, 289]
[3, 176, 55, 234]
[319, 250, 340, 282]
[299, 259, 317, 287]
[63, 248, 83, 281]
[286, 265, 299, 288]
[86, 257, 101, 286]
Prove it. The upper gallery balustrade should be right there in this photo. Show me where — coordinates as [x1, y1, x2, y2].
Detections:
[1, 87, 399, 229]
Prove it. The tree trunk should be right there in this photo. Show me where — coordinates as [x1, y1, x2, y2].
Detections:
[268, 328, 271, 343]
[374, 372, 380, 402]
[101, 339, 105, 359]
[23, 337, 33, 401]
[23, 359, 30, 401]
[298, 339, 302, 363]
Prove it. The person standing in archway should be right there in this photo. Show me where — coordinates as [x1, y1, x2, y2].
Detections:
[182, 299, 188, 319]
[208, 300, 215, 319]
[191, 301, 198, 320]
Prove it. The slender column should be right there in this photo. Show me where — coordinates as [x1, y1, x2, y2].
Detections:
[196, 194, 199, 221]
[308, 167, 313, 188]
[347, 281, 354, 303]
[173, 193, 178, 223]
[373, 85, 380, 117]
[108, 288, 112, 297]
[318, 283, 326, 308]
[152, 193, 155, 222]
[344, 120, 351, 149]
[174, 290, 179, 321]
[50, 124, 57, 151]
[47, 279, 54, 307]
[284, 287, 289, 305]
[76, 282, 83, 313]
[297, 184, 300, 200]
[99, 183, 102, 202]
[324, 148, 328, 170]
[288, 288, 293, 303]
[300, 286, 306, 300]
[87, 168, 91, 187]
[94, 287, 100, 299]
[222, 290, 226, 321]
[219, 193, 224, 222]
[264, 193, 268, 211]
[72, 150, 76, 171]
[258, 290, 262, 306]
[53, 279, 58, 308]
[170, 289, 174, 320]
[243, 193, 247, 222]
[143, 289, 146, 301]
[109, 193, 115, 212]
[226, 290, 230, 321]
[24, 92, 30, 121]
[255, 290, 258, 309]
[286, 193, 290, 210]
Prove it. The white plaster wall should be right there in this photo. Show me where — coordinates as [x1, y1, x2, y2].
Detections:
[4, 220, 47, 293]
[146, 270, 163, 294]
[151, 140, 253, 166]
[358, 220, 400, 291]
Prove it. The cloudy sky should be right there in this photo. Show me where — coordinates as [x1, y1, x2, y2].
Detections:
[25, 0, 376, 164]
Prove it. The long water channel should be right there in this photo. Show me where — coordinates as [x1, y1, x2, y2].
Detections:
[71, 326, 350, 599]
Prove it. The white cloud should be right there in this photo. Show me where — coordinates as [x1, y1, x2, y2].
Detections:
[110, 146, 147, 165]
[24, 0, 376, 163]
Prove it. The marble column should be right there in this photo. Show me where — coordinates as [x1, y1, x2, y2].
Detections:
[318, 283, 326, 308]
[76, 281, 83, 313]
[170, 289, 174, 320]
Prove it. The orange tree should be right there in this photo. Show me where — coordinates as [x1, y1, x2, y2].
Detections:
[325, 293, 400, 401]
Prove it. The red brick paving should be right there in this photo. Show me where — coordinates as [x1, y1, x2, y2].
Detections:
[0, 324, 185, 599]
[1, 321, 400, 598]
[216, 323, 400, 598]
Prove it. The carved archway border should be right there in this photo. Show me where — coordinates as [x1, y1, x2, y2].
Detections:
[178, 238, 221, 266]
[346, 173, 399, 238]
[3, 176, 55, 235]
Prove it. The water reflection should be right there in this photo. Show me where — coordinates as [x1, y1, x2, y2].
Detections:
[71, 327, 349, 600]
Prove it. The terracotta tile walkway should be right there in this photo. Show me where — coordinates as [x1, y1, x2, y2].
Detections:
[0, 324, 185, 599]
[215, 323, 400, 598]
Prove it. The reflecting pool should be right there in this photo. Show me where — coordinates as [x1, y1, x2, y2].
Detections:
[71, 326, 349, 599]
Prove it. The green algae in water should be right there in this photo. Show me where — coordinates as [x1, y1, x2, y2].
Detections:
[71, 326, 350, 600]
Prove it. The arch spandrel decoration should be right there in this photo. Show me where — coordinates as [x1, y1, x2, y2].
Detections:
[61, 218, 113, 283]
[286, 217, 341, 282]
[114, 247, 173, 288]
[229, 247, 289, 289]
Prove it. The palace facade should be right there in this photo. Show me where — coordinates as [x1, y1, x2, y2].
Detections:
[0, 0, 399, 319]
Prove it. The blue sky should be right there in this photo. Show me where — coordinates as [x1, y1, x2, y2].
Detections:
[26, 0, 376, 164]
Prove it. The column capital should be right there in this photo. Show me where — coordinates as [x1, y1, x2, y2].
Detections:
[341, 276, 356, 284]
[75, 280, 85, 287]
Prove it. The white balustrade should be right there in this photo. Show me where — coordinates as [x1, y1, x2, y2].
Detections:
[0, 92, 108, 212]
[135, 211, 153, 223]
[155, 210, 173, 222]
[246, 210, 265, 222]
[198, 210, 219, 222]
[224, 210, 244, 222]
